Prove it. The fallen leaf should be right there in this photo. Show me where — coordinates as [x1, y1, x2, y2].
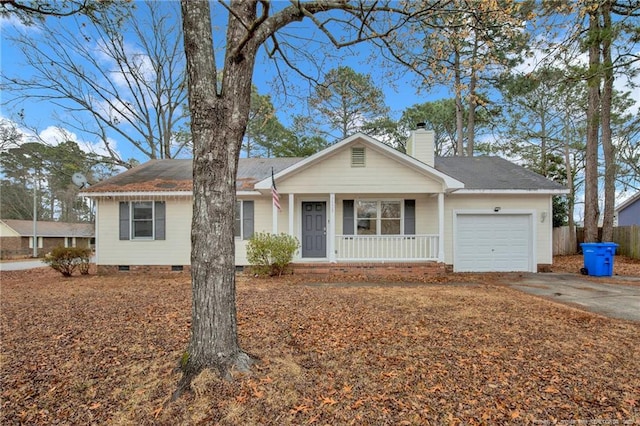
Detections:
[544, 386, 560, 394]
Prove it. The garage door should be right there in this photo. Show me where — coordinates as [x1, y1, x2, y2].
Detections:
[455, 214, 533, 272]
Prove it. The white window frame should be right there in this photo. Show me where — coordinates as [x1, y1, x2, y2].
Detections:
[130, 201, 155, 240]
[234, 200, 244, 239]
[354, 199, 404, 236]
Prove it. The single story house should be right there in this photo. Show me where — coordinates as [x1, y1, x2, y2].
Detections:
[0, 219, 94, 259]
[80, 129, 567, 274]
[615, 191, 640, 226]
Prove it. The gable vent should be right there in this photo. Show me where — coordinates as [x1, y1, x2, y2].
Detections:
[351, 147, 365, 167]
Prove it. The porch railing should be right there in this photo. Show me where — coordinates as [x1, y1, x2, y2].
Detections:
[335, 234, 439, 261]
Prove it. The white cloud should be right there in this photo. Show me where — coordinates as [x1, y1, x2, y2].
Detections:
[0, 13, 41, 33]
[94, 39, 155, 91]
[36, 125, 120, 159]
[37, 125, 75, 145]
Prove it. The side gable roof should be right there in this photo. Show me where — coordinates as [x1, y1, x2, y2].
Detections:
[1, 220, 94, 237]
[254, 133, 465, 191]
[82, 134, 567, 196]
[435, 156, 568, 192]
[81, 158, 303, 195]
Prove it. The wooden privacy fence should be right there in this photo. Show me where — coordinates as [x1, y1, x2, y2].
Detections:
[612, 225, 640, 259]
[553, 226, 577, 255]
[553, 225, 640, 259]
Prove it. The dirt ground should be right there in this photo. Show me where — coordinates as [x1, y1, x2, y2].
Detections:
[552, 254, 640, 277]
[1, 261, 639, 425]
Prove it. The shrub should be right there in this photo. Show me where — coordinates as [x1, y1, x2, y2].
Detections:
[246, 232, 299, 277]
[43, 246, 92, 277]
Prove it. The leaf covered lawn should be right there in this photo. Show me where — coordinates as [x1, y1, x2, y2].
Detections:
[1, 267, 639, 425]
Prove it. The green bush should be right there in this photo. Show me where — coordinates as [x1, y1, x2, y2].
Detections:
[43, 246, 92, 277]
[246, 232, 299, 277]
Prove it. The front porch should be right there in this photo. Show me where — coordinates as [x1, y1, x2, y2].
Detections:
[334, 234, 439, 261]
[272, 193, 446, 264]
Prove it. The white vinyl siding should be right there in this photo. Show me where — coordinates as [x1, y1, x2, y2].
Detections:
[97, 198, 190, 266]
[275, 140, 444, 194]
[443, 194, 552, 269]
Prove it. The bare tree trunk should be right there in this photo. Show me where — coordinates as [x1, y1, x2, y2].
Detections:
[454, 46, 464, 156]
[174, 0, 257, 399]
[583, 8, 601, 243]
[564, 133, 576, 251]
[540, 114, 548, 177]
[600, 1, 615, 242]
[465, 36, 479, 157]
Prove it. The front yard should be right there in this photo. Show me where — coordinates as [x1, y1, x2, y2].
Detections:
[1, 266, 639, 425]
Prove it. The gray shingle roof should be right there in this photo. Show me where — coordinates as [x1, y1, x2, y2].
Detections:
[1, 220, 94, 237]
[83, 158, 303, 193]
[84, 154, 565, 194]
[434, 156, 566, 190]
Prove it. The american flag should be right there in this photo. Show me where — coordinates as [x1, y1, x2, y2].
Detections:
[271, 168, 281, 211]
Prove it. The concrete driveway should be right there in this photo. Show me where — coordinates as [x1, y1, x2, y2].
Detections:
[508, 273, 640, 322]
[0, 259, 48, 271]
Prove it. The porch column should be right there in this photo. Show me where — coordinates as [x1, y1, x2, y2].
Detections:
[329, 193, 336, 262]
[438, 192, 445, 262]
[288, 193, 294, 236]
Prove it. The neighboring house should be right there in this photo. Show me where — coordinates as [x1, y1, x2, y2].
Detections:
[0, 219, 94, 259]
[615, 191, 640, 226]
[80, 129, 567, 274]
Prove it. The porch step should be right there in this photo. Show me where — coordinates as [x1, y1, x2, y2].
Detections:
[290, 262, 446, 279]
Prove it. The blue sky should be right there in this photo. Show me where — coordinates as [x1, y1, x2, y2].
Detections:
[2, 1, 640, 224]
[1, 0, 638, 215]
[0, 1, 444, 164]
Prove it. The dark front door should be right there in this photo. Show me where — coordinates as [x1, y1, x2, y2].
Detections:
[301, 202, 326, 258]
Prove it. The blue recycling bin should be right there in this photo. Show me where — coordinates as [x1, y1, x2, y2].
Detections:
[580, 242, 618, 277]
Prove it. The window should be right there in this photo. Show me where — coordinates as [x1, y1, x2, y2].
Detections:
[234, 200, 254, 240]
[119, 201, 165, 240]
[356, 200, 401, 235]
[132, 202, 153, 238]
[343, 199, 414, 236]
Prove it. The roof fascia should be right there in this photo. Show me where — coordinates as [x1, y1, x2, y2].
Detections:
[79, 191, 192, 198]
[253, 132, 464, 190]
[452, 189, 570, 195]
[80, 190, 262, 198]
[615, 192, 640, 212]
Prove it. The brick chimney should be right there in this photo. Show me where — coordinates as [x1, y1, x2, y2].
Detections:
[406, 123, 435, 167]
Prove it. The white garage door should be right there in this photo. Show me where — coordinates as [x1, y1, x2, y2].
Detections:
[455, 214, 533, 272]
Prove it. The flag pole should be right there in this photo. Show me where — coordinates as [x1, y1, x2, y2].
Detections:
[271, 167, 280, 233]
